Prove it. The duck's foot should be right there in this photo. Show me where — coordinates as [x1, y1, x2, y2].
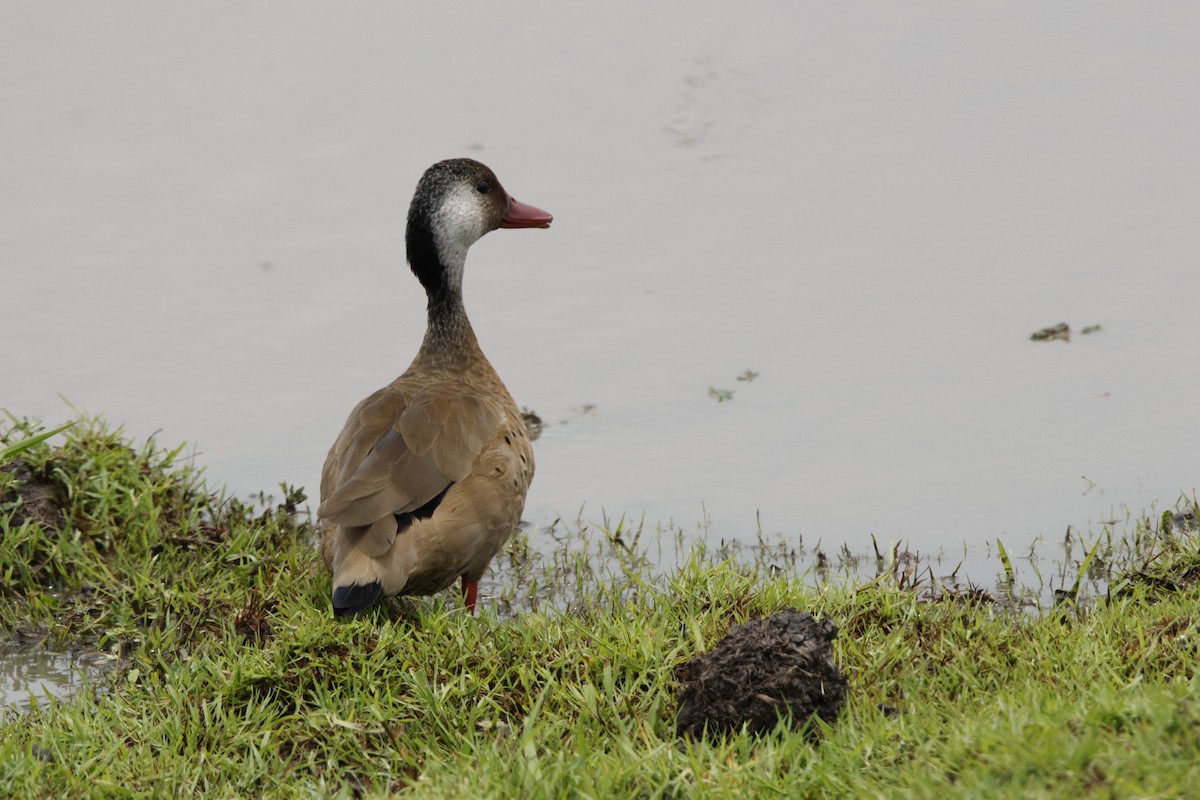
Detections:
[332, 581, 384, 617]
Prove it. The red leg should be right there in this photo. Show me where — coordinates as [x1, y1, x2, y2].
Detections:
[461, 576, 479, 615]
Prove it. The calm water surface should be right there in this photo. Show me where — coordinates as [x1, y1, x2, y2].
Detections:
[3, 4, 1198, 581]
[0, 643, 113, 713]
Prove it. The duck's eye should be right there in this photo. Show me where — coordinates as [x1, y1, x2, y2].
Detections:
[475, 179, 492, 194]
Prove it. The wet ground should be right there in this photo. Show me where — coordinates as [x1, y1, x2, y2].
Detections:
[2, 5, 1199, 710]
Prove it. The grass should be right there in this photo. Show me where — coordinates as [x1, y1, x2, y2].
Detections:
[1, 414, 1198, 798]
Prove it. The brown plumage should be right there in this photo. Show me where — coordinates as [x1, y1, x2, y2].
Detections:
[318, 158, 551, 617]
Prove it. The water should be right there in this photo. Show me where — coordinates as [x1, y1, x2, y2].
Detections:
[0, 643, 113, 713]
[2, 4, 1198, 584]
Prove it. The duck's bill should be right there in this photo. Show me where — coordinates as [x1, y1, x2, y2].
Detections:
[500, 198, 553, 229]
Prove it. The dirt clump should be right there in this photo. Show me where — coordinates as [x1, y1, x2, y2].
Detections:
[0, 457, 66, 531]
[675, 608, 847, 741]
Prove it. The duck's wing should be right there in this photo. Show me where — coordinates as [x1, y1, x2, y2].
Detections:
[318, 383, 505, 554]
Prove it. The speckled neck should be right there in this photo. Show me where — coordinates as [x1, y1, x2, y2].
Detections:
[417, 289, 481, 370]
[404, 160, 494, 371]
[406, 227, 474, 369]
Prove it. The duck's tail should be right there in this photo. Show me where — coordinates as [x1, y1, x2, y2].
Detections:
[327, 516, 396, 617]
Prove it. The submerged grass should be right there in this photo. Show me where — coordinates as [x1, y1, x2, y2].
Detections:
[1, 414, 1198, 798]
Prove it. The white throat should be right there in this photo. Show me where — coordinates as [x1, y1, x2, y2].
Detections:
[432, 183, 489, 289]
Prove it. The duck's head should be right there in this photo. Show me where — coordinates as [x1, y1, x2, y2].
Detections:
[406, 158, 552, 297]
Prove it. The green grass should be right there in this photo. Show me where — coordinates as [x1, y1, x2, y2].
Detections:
[1, 414, 1198, 798]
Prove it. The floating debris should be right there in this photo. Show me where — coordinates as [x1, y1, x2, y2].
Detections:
[1168, 507, 1198, 533]
[675, 609, 847, 741]
[1081, 324, 1103, 335]
[555, 404, 596, 427]
[1030, 322, 1070, 342]
[519, 408, 543, 441]
[707, 387, 734, 403]
[736, 369, 759, 382]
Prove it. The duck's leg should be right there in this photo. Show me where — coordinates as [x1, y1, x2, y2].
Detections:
[460, 575, 479, 615]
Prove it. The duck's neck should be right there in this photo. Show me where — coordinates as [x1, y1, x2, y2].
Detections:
[407, 207, 487, 370]
[413, 254, 482, 370]
[420, 288, 476, 356]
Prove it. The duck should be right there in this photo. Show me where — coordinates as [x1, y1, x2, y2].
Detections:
[318, 158, 552, 617]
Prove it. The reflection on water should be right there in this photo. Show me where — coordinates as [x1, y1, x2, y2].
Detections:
[0, 5, 1197, 575]
[0, 643, 114, 712]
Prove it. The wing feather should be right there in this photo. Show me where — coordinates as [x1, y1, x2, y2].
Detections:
[318, 382, 504, 529]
